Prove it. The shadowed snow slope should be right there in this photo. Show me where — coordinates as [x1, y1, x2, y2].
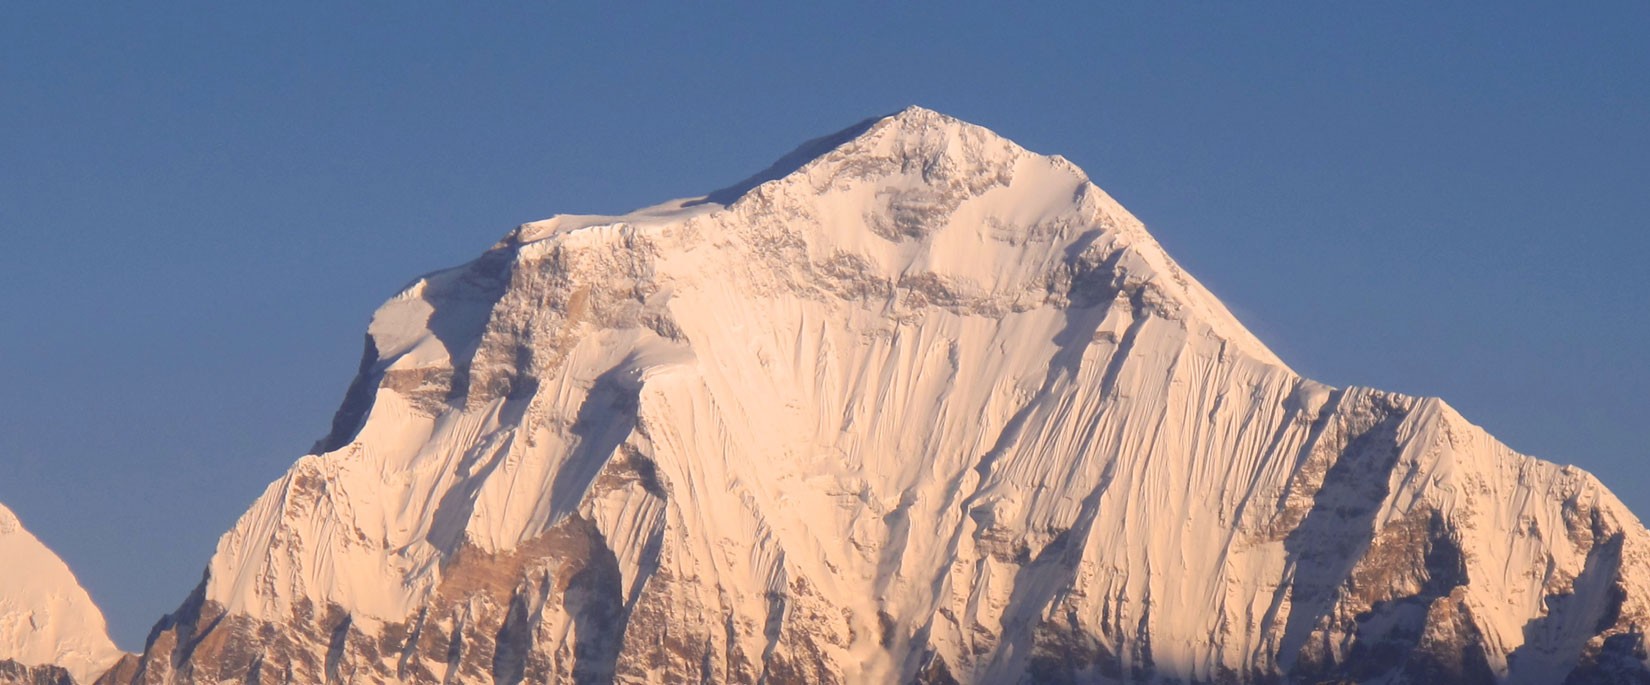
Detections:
[0, 503, 123, 685]
[114, 107, 1650, 684]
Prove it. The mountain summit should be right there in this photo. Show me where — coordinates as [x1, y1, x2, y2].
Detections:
[0, 503, 123, 685]
[111, 107, 1650, 684]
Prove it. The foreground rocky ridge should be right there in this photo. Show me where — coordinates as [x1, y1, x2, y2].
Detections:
[101, 107, 1650, 683]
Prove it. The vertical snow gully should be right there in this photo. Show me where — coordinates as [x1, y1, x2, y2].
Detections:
[562, 519, 627, 685]
[1507, 529, 1629, 683]
[1274, 393, 1411, 671]
[910, 289, 1122, 681]
[1095, 287, 1150, 402]
[395, 607, 429, 681]
[994, 461, 1122, 681]
[322, 614, 351, 683]
[546, 362, 644, 525]
[496, 568, 567, 685]
[424, 413, 523, 556]
[440, 608, 465, 685]
[242, 654, 263, 685]
[1221, 384, 1346, 570]
[755, 585, 789, 683]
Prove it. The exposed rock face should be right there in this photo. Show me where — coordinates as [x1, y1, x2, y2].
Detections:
[112, 107, 1650, 683]
[0, 504, 123, 685]
[0, 660, 74, 685]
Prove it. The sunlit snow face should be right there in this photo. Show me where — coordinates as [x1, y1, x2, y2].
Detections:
[105, 107, 1650, 685]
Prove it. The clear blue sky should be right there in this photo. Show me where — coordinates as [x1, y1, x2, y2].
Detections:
[2, 3, 1646, 650]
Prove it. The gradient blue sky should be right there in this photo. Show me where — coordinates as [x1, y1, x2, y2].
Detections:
[3, 3, 1646, 649]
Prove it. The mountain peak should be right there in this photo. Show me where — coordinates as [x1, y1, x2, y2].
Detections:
[0, 502, 123, 685]
[113, 111, 1650, 684]
[509, 109, 1282, 369]
[889, 103, 946, 119]
[695, 104, 984, 208]
[872, 104, 991, 142]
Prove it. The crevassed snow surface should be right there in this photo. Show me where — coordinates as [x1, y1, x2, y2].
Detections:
[0, 503, 123, 684]
[151, 107, 1650, 684]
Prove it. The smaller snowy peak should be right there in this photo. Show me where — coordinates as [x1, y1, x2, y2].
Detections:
[0, 503, 123, 684]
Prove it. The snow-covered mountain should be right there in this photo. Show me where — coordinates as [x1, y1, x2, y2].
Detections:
[0, 502, 123, 685]
[112, 107, 1650, 683]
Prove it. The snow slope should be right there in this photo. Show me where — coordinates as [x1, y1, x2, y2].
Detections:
[0, 503, 123, 684]
[120, 107, 1650, 683]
